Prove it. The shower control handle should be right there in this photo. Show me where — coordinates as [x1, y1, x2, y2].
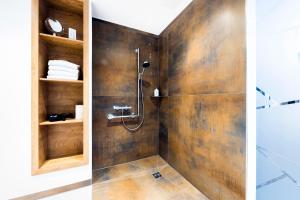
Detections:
[113, 105, 132, 111]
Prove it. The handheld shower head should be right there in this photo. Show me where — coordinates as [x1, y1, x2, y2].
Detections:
[142, 61, 150, 68]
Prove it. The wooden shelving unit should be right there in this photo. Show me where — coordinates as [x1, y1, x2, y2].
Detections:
[32, 0, 89, 175]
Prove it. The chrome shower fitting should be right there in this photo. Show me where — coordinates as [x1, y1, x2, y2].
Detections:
[106, 105, 135, 120]
[106, 48, 150, 132]
[113, 105, 132, 111]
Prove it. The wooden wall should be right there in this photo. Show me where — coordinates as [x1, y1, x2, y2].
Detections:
[158, 0, 246, 199]
[92, 19, 159, 169]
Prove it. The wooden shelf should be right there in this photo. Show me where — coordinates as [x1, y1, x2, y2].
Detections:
[40, 33, 83, 49]
[40, 119, 83, 126]
[46, 0, 83, 15]
[40, 78, 83, 84]
[35, 154, 86, 175]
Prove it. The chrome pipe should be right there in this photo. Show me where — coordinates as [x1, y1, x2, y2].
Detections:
[136, 48, 140, 116]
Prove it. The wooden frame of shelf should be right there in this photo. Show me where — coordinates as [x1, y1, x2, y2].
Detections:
[40, 119, 83, 126]
[40, 78, 83, 84]
[32, 0, 89, 175]
[39, 33, 83, 49]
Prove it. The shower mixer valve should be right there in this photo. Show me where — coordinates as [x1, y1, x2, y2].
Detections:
[107, 105, 136, 120]
[113, 105, 132, 111]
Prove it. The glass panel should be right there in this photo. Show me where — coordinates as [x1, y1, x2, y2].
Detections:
[257, 0, 300, 199]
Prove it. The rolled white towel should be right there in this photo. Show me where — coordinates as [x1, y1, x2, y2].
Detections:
[47, 75, 78, 81]
[48, 60, 80, 69]
[48, 70, 79, 78]
[49, 65, 79, 74]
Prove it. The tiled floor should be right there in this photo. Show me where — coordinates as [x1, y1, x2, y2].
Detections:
[92, 156, 209, 200]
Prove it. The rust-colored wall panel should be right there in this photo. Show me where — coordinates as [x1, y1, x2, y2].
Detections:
[158, 97, 169, 161]
[92, 19, 159, 97]
[168, 95, 246, 200]
[93, 96, 158, 169]
[158, 0, 246, 199]
[92, 19, 159, 170]
[166, 0, 246, 96]
[158, 31, 168, 97]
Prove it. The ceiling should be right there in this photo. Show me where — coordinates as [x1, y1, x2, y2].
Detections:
[91, 0, 193, 35]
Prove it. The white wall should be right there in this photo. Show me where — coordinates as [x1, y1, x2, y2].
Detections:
[0, 1, 92, 199]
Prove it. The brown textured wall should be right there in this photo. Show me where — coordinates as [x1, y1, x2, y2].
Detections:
[159, 0, 246, 199]
[92, 19, 159, 170]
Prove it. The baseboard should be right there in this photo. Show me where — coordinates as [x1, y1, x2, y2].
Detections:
[10, 179, 92, 200]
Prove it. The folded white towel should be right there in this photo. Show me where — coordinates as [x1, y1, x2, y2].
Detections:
[48, 70, 79, 77]
[47, 75, 78, 81]
[49, 65, 79, 74]
[48, 60, 80, 69]
[48, 69, 79, 77]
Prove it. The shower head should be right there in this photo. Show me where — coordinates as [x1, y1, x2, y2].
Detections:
[142, 61, 150, 68]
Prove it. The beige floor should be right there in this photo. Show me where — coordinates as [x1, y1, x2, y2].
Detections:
[92, 155, 209, 200]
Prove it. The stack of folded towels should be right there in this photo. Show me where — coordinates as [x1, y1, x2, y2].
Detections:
[47, 60, 80, 80]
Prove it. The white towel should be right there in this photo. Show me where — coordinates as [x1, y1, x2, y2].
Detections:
[48, 70, 79, 77]
[48, 69, 79, 77]
[47, 75, 78, 81]
[49, 65, 79, 74]
[48, 60, 80, 69]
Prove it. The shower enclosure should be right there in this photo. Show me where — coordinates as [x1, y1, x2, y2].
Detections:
[92, 0, 247, 197]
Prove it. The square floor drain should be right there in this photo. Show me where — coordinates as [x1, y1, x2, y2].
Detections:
[152, 172, 162, 179]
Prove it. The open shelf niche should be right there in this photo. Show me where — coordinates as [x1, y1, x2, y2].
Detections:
[32, 0, 89, 175]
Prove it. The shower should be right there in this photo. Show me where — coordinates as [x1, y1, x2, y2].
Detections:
[107, 48, 150, 132]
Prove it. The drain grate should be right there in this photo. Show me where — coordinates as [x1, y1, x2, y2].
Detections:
[152, 172, 162, 179]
